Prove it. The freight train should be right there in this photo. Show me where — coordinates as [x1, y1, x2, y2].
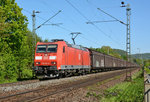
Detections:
[33, 39, 138, 78]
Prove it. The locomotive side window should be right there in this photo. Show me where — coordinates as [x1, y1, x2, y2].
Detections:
[63, 46, 65, 53]
[36, 45, 46, 53]
[47, 44, 57, 53]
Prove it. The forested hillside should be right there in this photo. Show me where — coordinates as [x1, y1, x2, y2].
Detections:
[114, 49, 150, 60]
[132, 53, 150, 60]
[90, 46, 127, 60]
[113, 49, 126, 57]
[0, 0, 40, 83]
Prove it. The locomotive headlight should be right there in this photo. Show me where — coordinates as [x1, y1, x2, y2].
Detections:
[51, 61, 56, 65]
[35, 56, 42, 60]
[49, 56, 56, 60]
[36, 62, 40, 64]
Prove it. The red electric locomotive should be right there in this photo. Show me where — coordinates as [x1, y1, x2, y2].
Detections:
[33, 39, 91, 78]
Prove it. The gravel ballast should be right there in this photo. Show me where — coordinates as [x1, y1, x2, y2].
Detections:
[0, 69, 135, 93]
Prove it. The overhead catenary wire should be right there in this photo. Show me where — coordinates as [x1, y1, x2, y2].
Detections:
[23, 6, 104, 47]
[38, 0, 103, 46]
[33, 0, 104, 47]
[39, 0, 56, 14]
[56, 25, 103, 47]
[65, 0, 89, 21]
[23, 0, 124, 48]
[97, 8, 126, 25]
[86, 1, 125, 47]
[65, 0, 124, 47]
[86, 20, 117, 24]
[35, 10, 62, 30]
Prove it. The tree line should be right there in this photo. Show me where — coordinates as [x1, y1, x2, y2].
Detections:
[0, 0, 40, 83]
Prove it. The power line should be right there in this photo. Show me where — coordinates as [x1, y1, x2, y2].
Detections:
[86, 1, 125, 45]
[65, 0, 123, 47]
[39, 0, 55, 14]
[38, 0, 105, 47]
[35, 10, 62, 30]
[65, 0, 89, 21]
[86, 20, 117, 24]
[79, 35, 103, 47]
[57, 25, 72, 32]
[55, 24, 102, 46]
[97, 8, 126, 25]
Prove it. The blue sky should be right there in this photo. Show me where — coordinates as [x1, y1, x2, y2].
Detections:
[15, 0, 150, 54]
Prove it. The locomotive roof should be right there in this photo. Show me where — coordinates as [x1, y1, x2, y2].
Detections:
[66, 43, 88, 51]
[37, 40, 88, 51]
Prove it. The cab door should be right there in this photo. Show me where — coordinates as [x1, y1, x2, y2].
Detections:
[62, 46, 67, 66]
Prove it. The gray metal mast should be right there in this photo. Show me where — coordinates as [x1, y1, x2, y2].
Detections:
[32, 10, 40, 47]
[126, 4, 131, 62]
[32, 10, 36, 46]
[126, 4, 132, 81]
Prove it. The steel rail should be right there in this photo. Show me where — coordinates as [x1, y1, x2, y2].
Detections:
[26, 68, 137, 102]
[0, 68, 137, 102]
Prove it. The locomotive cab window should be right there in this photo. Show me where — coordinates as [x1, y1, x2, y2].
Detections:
[63, 46, 65, 53]
[47, 44, 57, 53]
[36, 45, 46, 53]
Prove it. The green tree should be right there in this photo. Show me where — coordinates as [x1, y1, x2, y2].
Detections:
[0, 0, 35, 83]
[44, 39, 49, 42]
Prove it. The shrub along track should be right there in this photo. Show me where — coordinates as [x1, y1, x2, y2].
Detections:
[0, 79, 39, 87]
[0, 68, 138, 102]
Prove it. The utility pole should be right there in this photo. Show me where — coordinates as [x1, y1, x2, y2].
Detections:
[32, 10, 35, 47]
[122, 3, 132, 81]
[70, 32, 81, 45]
[126, 4, 131, 64]
[90, 2, 132, 81]
[32, 10, 40, 47]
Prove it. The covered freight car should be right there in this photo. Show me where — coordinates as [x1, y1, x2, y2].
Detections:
[89, 50, 105, 70]
[89, 49, 127, 71]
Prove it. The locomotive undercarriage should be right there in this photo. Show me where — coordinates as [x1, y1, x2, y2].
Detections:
[33, 66, 59, 78]
[33, 66, 132, 79]
[33, 66, 91, 78]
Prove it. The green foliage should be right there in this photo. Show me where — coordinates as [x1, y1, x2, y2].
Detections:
[44, 39, 49, 42]
[144, 60, 150, 67]
[86, 92, 102, 100]
[113, 49, 126, 57]
[0, 0, 41, 83]
[145, 67, 150, 74]
[132, 53, 150, 60]
[0, 50, 18, 83]
[101, 71, 144, 102]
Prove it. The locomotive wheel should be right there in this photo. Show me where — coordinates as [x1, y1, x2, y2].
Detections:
[57, 72, 63, 79]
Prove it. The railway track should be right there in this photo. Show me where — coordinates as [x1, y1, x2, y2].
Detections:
[0, 68, 138, 102]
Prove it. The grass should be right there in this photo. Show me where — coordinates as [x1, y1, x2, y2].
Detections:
[86, 69, 144, 102]
[0, 79, 18, 84]
[145, 67, 150, 74]
[87, 74, 123, 91]
[101, 70, 144, 102]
